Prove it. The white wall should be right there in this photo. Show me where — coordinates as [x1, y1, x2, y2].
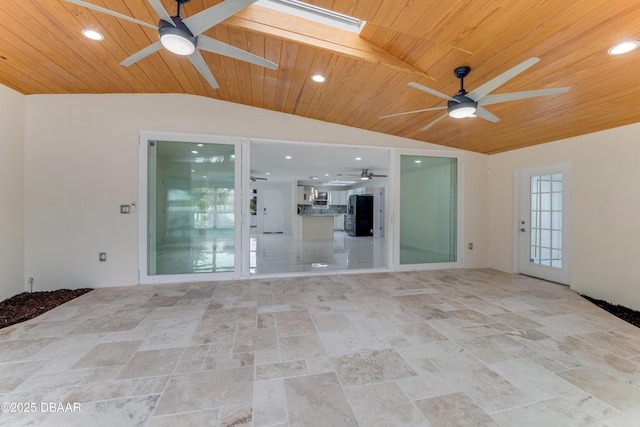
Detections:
[23, 93, 490, 290]
[463, 151, 490, 268]
[0, 85, 25, 300]
[489, 122, 640, 310]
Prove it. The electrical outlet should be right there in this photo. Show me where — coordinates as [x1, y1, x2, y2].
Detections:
[120, 205, 130, 214]
[99, 252, 107, 262]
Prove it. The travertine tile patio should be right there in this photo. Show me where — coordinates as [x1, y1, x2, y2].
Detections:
[1, 269, 639, 426]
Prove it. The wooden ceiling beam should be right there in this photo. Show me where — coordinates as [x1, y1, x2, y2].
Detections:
[223, 5, 434, 80]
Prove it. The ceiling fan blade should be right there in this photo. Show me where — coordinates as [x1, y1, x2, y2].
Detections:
[408, 82, 459, 103]
[197, 36, 277, 70]
[379, 106, 446, 119]
[65, 0, 157, 30]
[479, 87, 570, 106]
[120, 41, 163, 66]
[467, 57, 540, 102]
[188, 50, 219, 89]
[474, 106, 500, 123]
[148, 0, 175, 25]
[183, 0, 259, 36]
[421, 112, 448, 131]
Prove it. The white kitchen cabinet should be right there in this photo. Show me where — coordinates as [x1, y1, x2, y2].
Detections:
[297, 186, 311, 205]
[329, 191, 347, 205]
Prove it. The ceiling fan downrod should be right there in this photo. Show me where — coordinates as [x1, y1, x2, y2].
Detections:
[453, 66, 471, 96]
[175, 0, 190, 18]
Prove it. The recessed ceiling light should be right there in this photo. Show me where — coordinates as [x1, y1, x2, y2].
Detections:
[285, 155, 292, 159]
[355, 157, 362, 161]
[197, 143, 204, 147]
[311, 74, 326, 83]
[81, 29, 104, 41]
[191, 169, 195, 173]
[415, 160, 422, 164]
[324, 173, 329, 176]
[191, 150, 198, 154]
[266, 172, 271, 175]
[310, 176, 319, 180]
[608, 40, 640, 55]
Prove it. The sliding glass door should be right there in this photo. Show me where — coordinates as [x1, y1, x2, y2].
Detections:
[140, 133, 243, 283]
[139, 134, 462, 282]
[393, 151, 462, 268]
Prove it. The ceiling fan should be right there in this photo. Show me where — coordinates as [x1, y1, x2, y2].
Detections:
[250, 175, 268, 181]
[341, 169, 387, 181]
[65, 0, 278, 89]
[380, 57, 569, 131]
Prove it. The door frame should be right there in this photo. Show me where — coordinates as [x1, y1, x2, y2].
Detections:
[390, 148, 464, 271]
[513, 162, 572, 284]
[138, 131, 248, 284]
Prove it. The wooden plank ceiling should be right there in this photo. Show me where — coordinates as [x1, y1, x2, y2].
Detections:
[1, 0, 640, 154]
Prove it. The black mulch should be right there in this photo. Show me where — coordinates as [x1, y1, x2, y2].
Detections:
[0, 289, 93, 329]
[581, 295, 640, 329]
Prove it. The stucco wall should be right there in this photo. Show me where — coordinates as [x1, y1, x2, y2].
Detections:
[489, 122, 640, 310]
[23, 93, 490, 290]
[0, 85, 25, 300]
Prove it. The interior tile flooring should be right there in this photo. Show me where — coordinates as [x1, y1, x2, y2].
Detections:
[155, 231, 387, 276]
[2, 269, 640, 426]
[251, 232, 387, 274]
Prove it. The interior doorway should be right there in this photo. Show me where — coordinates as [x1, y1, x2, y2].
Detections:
[248, 140, 389, 275]
[263, 189, 284, 233]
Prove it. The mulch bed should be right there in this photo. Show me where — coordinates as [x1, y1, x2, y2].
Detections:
[0, 289, 93, 329]
[0, 288, 639, 331]
[581, 295, 640, 329]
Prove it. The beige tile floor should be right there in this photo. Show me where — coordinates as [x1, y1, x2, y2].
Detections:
[1, 269, 640, 426]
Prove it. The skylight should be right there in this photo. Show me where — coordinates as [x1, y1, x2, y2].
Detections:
[257, 0, 364, 33]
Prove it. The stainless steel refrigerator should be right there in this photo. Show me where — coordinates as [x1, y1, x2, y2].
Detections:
[346, 195, 373, 236]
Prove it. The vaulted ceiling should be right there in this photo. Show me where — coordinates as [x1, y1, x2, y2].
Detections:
[1, 0, 639, 154]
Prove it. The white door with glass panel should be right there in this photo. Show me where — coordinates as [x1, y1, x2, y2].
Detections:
[516, 163, 571, 284]
[139, 133, 243, 283]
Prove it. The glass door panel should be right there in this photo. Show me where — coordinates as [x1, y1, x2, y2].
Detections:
[398, 155, 458, 265]
[143, 136, 240, 282]
[529, 174, 562, 268]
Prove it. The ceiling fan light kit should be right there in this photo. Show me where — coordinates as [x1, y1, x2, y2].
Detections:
[448, 99, 477, 118]
[158, 19, 196, 55]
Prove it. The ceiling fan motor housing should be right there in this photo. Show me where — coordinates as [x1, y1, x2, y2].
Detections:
[158, 17, 197, 55]
[447, 94, 477, 118]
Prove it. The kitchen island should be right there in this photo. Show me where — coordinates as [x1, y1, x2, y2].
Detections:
[299, 214, 334, 240]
